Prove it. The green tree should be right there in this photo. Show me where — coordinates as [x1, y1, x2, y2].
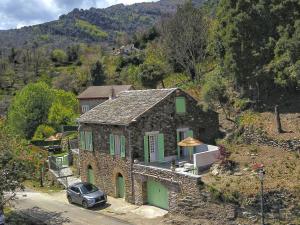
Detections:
[214, 0, 300, 100]
[48, 90, 79, 130]
[139, 63, 166, 88]
[7, 82, 54, 138]
[67, 45, 80, 62]
[0, 120, 28, 208]
[201, 69, 232, 120]
[162, 1, 209, 80]
[90, 60, 106, 85]
[51, 49, 67, 64]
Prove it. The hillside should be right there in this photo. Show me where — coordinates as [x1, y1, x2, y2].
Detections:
[0, 0, 206, 52]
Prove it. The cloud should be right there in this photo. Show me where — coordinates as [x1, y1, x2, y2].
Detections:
[0, 0, 157, 30]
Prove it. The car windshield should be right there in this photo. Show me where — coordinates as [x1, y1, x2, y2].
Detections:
[80, 183, 98, 194]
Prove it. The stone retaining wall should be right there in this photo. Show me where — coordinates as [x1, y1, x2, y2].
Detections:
[242, 128, 300, 151]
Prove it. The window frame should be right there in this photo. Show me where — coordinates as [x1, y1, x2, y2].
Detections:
[79, 130, 93, 151]
[81, 105, 90, 113]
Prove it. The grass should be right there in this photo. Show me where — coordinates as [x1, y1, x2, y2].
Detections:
[23, 179, 62, 193]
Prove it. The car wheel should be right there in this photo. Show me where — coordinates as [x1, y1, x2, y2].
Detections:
[67, 195, 73, 204]
[82, 200, 89, 209]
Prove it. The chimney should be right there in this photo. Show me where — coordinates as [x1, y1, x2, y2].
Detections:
[109, 86, 116, 100]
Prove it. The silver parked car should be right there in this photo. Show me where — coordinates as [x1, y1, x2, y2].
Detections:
[67, 182, 107, 208]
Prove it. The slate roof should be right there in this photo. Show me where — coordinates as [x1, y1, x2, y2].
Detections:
[78, 88, 177, 125]
[77, 85, 133, 99]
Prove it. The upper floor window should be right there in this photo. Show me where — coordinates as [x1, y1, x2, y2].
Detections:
[79, 131, 93, 151]
[109, 134, 126, 158]
[82, 105, 90, 113]
[175, 97, 186, 114]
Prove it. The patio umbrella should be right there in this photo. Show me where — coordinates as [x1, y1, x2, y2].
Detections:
[178, 137, 204, 161]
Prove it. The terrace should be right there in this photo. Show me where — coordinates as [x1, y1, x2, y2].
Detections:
[134, 144, 220, 177]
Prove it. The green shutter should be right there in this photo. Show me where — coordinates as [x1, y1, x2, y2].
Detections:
[85, 131, 89, 150]
[109, 134, 115, 155]
[177, 131, 180, 159]
[89, 132, 93, 151]
[80, 131, 85, 149]
[158, 133, 165, 162]
[176, 97, 186, 113]
[187, 130, 193, 138]
[120, 135, 126, 158]
[144, 135, 149, 163]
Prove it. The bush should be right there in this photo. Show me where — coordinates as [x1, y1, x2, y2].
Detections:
[51, 49, 67, 64]
[33, 124, 55, 140]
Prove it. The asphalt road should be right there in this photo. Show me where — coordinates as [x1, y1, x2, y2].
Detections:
[13, 191, 132, 225]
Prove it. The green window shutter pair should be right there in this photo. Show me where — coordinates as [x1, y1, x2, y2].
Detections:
[85, 131, 93, 151]
[175, 97, 186, 114]
[80, 131, 93, 151]
[110, 134, 126, 157]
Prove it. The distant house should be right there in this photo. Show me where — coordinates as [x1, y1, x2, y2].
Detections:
[78, 88, 220, 211]
[113, 44, 139, 55]
[77, 85, 133, 114]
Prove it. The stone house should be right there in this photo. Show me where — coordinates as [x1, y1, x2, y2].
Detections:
[77, 85, 133, 114]
[78, 88, 219, 211]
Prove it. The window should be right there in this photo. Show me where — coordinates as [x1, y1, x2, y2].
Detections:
[110, 134, 126, 158]
[175, 97, 186, 114]
[144, 132, 164, 163]
[71, 186, 80, 193]
[79, 131, 93, 151]
[82, 105, 90, 113]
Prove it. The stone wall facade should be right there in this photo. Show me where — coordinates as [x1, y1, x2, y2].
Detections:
[133, 163, 203, 212]
[79, 123, 134, 203]
[129, 90, 219, 161]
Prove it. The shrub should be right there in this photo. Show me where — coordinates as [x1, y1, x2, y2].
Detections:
[51, 49, 67, 64]
[33, 124, 55, 140]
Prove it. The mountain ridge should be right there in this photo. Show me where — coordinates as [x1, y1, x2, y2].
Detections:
[0, 0, 206, 51]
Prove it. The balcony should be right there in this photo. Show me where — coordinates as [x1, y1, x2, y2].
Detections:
[134, 144, 220, 177]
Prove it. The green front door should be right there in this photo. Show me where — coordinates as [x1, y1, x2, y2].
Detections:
[87, 167, 95, 184]
[117, 176, 125, 198]
[147, 179, 169, 210]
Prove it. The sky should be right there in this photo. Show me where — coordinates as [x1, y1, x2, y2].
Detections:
[0, 0, 157, 30]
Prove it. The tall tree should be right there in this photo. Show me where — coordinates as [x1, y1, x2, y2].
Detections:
[7, 82, 54, 138]
[90, 61, 106, 85]
[162, 1, 209, 80]
[139, 63, 166, 88]
[0, 120, 28, 208]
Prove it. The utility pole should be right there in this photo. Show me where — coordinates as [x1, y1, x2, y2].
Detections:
[256, 164, 265, 225]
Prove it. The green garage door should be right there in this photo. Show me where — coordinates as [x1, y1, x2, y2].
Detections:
[147, 179, 169, 210]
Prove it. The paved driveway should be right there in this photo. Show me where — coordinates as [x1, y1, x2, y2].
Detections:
[12, 191, 166, 225]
